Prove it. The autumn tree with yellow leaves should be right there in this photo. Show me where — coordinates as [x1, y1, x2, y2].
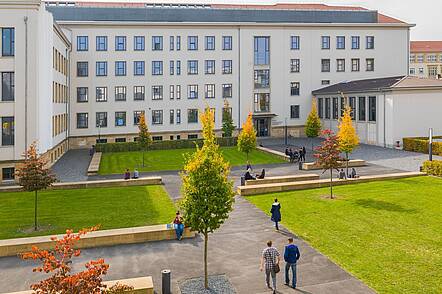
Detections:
[237, 113, 257, 161]
[337, 105, 359, 177]
[137, 112, 151, 167]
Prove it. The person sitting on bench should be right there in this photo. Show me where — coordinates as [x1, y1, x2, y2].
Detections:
[338, 169, 346, 180]
[350, 168, 359, 179]
[256, 169, 265, 179]
[245, 168, 256, 180]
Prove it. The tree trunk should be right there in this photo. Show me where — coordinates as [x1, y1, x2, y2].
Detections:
[34, 190, 38, 231]
[330, 168, 333, 199]
[204, 232, 208, 289]
[246, 152, 249, 162]
[346, 152, 349, 178]
[142, 150, 145, 167]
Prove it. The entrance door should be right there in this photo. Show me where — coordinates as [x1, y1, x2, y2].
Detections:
[254, 118, 270, 137]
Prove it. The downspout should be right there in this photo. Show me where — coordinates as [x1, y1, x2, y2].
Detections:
[24, 16, 28, 158]
[65, 47, 71, 150]
[383, 91, 386, 148]
[237, 26, 241, 131]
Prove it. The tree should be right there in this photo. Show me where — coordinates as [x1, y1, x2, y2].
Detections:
[138, 112, 151, 167]
[337, 105, 359, 177]
[21, 226, 132, 293]
[15, 142, 56, 231]
[180, 108, 235, 289]
[222, 100, 235, 138]
[305, 98, 322, 150]
[237, 113, 257, 161]
[314, 130, 342, 199]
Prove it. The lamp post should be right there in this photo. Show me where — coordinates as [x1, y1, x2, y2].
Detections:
[429, 128, 433, 161]
[284, 117, 288, 146]
[97, 118, 103, 143]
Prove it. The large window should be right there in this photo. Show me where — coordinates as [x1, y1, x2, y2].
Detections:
[290, 82, 300, 96]
[321, 59, 330, 72]
[321, 36, 330, 49]
[77, 62, 88, 77]
[366, 36, 375, 49]
[152, 36, 163, 50]
[170, 85, 174, 99]
[340, 97, 345, 117]
[152, 110, 163, 125]
[349, 97, 356, 120]
[134, 86, 145, 101]
[115, 36, 126, 51]
[318, 98, 323, 118]
[96, 36, 107, 51]
[96, 61, 107, 76]
[337, 59, 345, 72]
[134, 36, 145, 51]
[290, 59, 300, 73]
[290, 36, 300, 50]
[369, 96, 376, 122]
[205, 84, 215, 99]
[351, 36, 360, 49]
[115, 111, 126, 126]
[223, 36, 233, 50]
[96, 112, 107, 127]
[188, 85, 198, 99]
[290, 105, 300, 119]
[351, 59, 360, 72]
[2, 28, 14, 56]
[325, 98, 331, 119]
[332, 97, 339, 119]
[96, 87, 107, 102]
[176, 60, 181, 75]
[134, 61, 145, 76]
[176, 109, 181, 124]
[254, 37, 270, 65]
[188, 36, 198, 50]
[366, 58, 375, 71]
[222, 84, 232, 98]
[187, 60, 198, 75]
[1, 72, 14, 101]
[115, 61, 126, 76]
[188, 109, 198, 123]
[133, 111, 144, 125]
[152, 86, 163, 100]
[170, 36, 174, 50]
[254, 93, 270, 113]
[176, 85, 181, 99]
[222, 60, 232, 74]
[76, 87, 88, 103]
[358, 96, 366, 121]
[254, 69, 270, 89]
[2, 167, 15, 181]
[170, 109, 174, 124]
[176, 36, 181, 50]
[1, 117, 14, 146]
[336, 36, 345, 49]
[205, 36, 215, 50]
[115, 86, 126, 101]
[152, 61, 163, 75]
[77, 36, 88, 51]
[76, 113, 88, 129]
[205, 60, 215, 74]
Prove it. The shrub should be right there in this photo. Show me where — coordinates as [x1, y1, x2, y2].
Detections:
[95, 137, 238, 153]
[422, 160, 442, 177]
[403, 136, 442, 156]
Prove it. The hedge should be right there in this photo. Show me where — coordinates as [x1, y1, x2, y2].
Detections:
[403, 136, 442, 156]
[422, 160, 442, 177]
[95, 137, 238, 153]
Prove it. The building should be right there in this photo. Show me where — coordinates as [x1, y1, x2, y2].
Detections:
[1, 1, 412, 182]
[409, 41, 442, 79]
[313, 76, 442, 147]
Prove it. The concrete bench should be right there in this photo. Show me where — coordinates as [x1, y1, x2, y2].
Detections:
[302, 159, 367, 170]
[87, 152, 102, 175]
[7, 276, 154, 294]
[245, 174, 319, 186]
[238, 172, 425, 196]
[0, 224, 195, 257]
[257, 146, 290, 161]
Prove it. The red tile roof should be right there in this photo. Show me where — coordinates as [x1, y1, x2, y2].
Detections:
[411, 41, 442, 53]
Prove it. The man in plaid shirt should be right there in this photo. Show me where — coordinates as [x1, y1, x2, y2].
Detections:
[260, 240, 280, 293]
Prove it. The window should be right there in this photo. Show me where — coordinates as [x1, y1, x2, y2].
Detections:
[188, 134, 198, 139]
[115, 36, 126, 51]
[332, 97, 339, 119]
[77, 87, 88, 102]
[419, 67, 424, 74]
[358, 96, 366, 121]
[205, 84, 215, 99]
[322, 80, 330, 85]
[428, 55, 437, 63]
[176, 109, 181, 124]
[205, 36, 215, 50]
[223, 36, 232, 50]
[366, 36, 375, 49]
[417, 55, 424, 63]
[369, 96, 376, 122]
[133, 111, 144, 125]
[152, 136, 163, 141]
[254, 93, 270, 112]
[176, 60, 181, 75]
[134, 36, 145, 51]
[222, 107, 232, 121]
[188, 36, 198, 50]
[321, 36, 330, 49]
[170, 109, 174, 124]
[349, 97, 356, 120]
[222, 60, 232, 74]
[188, 85, 198, 99]
[176, 36, 181, 50]
[289, 59, 300, 73]
[152, 61, 163, 75]
[325, 98, 331, 119]
[205, 60, 215, 74]
[96, 36, 107, 51]
[409, 54, 415, 63]
[96, 112, 107, 127]
[428, 66, 438, 78]
[351, 36, 360, 49]
[77, 36, 88, 51]
[2, 28, 14, 56]
[1, 117, 14, 146]
[152, 86, 163, 100]
[170, 85, 174, 99]
[351, 59, 360, 72]
[170, 36, 174, 50]
[2, 167, 15, 181]
[152, 110, 163, 125]
[96, 87, 107, 102]
[187, 60, 198, 75]
[1, 72, 14, 101]
[336, 36, 345, 49]
[115, 111, 126, 126]
[290, 82, 300, 96]
[290, 36, 300, 50]
[188, 109, 198, 123]
[318, 98, 323, 118]
[222, 84, 232, 98]
[96, 61, 107, 76]
[254, 37, 270, 65]
[290, 105, 300, 119]
[77, 62, 88, 77]
[76, 113, 88, 129]
[134, 86, 145, 101]
[366, 58, 375, 71]
[176, 85, 181, 99]
[254, 69, 270, 89]
[170, 61, 174, 75]
[337, 59, 345, 72]
[409, 68, 416, 75]
[115, 138, 126, 143]
[340, 97, 345, 116]
[321, 59, 330, 72]
[115, 61, 126, 76]
[134, 61, 145, 76]
[115, 86, 126, 101]
[152, 36, 163, 50]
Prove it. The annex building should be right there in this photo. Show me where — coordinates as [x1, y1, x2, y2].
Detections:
[409, 41, 442, 79]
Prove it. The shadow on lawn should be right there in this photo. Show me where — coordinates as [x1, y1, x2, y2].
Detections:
[353, 199, 418, 213]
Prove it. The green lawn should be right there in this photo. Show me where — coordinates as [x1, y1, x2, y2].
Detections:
[0, 185, 176, 240]
[246, 177, 442, 294]
[98, 146, 285, 174]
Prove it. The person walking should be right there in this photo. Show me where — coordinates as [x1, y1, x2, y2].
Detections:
[260, 240, 280, 294]
[172, 211, 184, 240]
[302, 146, 306, 161]
[284, 237, 301, 288]
[270, 199, 281, 231]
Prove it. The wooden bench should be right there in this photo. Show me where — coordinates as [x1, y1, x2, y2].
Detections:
[245, 174, 319, 186]
[87, 152, 102, 176]
[302, 159, 367, 170]
[238, 172, 425, 196]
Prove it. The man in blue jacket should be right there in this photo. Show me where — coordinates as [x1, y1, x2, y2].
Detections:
[284, 237, 301, 288]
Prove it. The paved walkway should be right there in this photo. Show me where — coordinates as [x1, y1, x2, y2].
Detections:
[50, 149, 90, 182]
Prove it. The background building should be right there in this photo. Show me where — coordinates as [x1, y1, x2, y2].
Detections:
[409, 41, 442, 79]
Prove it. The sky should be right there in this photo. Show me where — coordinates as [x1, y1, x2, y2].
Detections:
[72, 0, 442, 40]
